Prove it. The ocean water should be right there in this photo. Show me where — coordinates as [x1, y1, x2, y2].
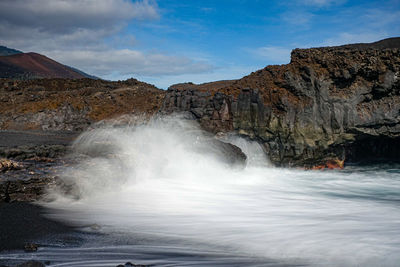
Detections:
[2, 117, 400, 267]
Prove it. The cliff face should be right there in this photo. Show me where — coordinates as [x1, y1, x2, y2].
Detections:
[0, 78, 166, 131]
[161, 38, 400, 167]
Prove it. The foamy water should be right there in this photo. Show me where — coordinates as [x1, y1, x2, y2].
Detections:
[3, 117, 400, 266]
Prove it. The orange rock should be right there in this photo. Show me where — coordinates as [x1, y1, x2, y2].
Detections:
[326, 159, 344, 169]
[0, 158, 22, 172]
[309, 159, 344, 170]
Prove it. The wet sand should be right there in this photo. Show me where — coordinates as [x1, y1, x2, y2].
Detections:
[0, 202, 78, 252]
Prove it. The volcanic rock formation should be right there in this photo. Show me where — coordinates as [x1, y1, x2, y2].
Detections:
[161, 37, 400, 167]
[1, 38, 400, 168]
[0, 78, 165, 131]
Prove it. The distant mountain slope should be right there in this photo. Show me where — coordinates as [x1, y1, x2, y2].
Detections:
[0, 45, 98, 79]
[0, 52, 87, 79]
[0, 46, 23, 56]
[326, 36, 400, 50]
[67, 65, 99, 80]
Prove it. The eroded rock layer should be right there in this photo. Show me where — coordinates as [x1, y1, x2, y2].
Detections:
[161, 38, 400, 166]
[0, 78, 166, 131]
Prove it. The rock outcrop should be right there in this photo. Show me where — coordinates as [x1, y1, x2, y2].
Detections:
[0, 130, 77, 203]
[0, 154, 65, 203]
[161, 37, 400, 167]
[0, 158, 22, 172]
[0, 175, 59, 203]
[0, 78, 166, 131]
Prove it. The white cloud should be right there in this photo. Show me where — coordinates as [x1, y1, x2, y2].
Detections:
[322, 32, 389, 46]
[0, 0, 159, 51]
[362, 9, 400, 30]
[141, 65, 254, 89]
[47, 49, 214, 77]
[0, 0, 159, 33]
[200, 7, 216, 13]
[251, 46, 291, 64]
[0, 23, 114, 52]
[302, 0, 346, 7]
[0, 0, 215, 82]
[281, 11, 314, 26]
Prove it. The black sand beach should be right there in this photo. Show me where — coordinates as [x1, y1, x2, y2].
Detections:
[0, 202, 77, 252]
[0, 130, 81, 255]
[0, 130, 79, 148]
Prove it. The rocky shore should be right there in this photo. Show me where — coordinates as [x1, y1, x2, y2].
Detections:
[0, 131, 78, 203]
[0, 37, 400, 267]
[1, 38, 400, 168]
[161, 37, 400, 167]
[0, 37, 399, 207]
[0, 131, 84, 266]
[0, 128, 247, 204]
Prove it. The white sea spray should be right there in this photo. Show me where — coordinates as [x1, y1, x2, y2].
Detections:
[43, 116, 400, 267]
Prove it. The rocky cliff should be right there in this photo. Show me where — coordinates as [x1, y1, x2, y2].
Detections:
[0, 78, 166, 131]
[161, 37, 400, 167]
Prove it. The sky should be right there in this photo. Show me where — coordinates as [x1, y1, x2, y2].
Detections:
[0, 0, 399, 88]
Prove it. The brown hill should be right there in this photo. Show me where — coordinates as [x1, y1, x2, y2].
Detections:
[0, 52, 87, 79]
[0, 78, 166, 131]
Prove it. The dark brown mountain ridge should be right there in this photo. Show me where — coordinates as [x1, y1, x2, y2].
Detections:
[0, 46, 95, 80]
[0, 52, 86, 79]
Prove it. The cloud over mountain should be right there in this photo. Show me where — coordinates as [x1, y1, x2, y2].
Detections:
[0, 0, 214, 81]
[48, 49, 213, 77]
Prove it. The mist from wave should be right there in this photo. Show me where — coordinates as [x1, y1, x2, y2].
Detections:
[41, 116, 400, 266]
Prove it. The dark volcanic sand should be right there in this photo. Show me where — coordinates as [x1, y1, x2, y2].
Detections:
[0, 131, 82, 253]
[0, 202, 79, 252]
[0, 130, 79, 148]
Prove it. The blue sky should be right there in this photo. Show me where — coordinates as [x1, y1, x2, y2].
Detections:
[1, 0, 399, 88]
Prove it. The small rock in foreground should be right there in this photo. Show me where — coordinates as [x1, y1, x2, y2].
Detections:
[17, 261, 45, 267]
[23, 243, 39, 252]
[116, 262, 152, 267]
[0, 158, 22, 172]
